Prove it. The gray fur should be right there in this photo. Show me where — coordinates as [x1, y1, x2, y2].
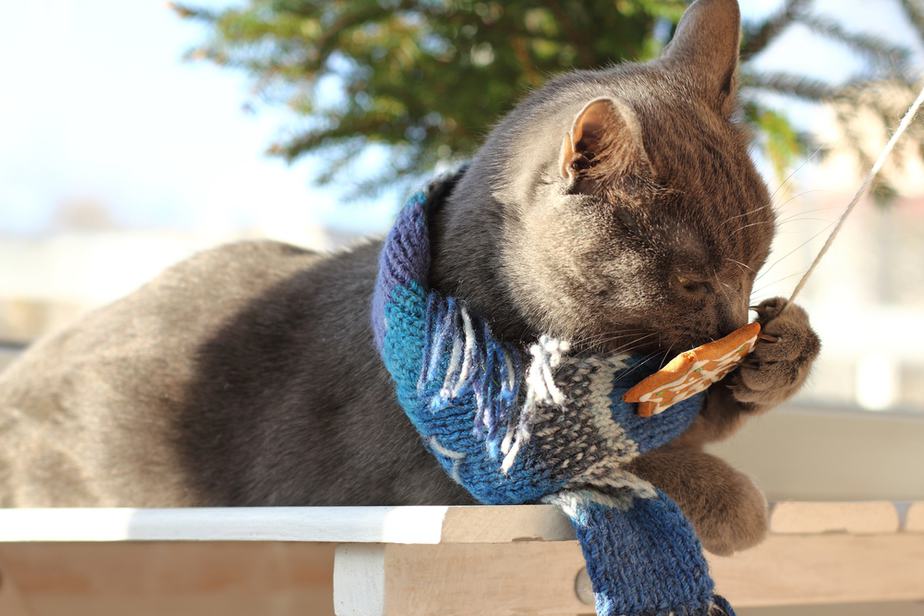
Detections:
[0, 0, 818, 554]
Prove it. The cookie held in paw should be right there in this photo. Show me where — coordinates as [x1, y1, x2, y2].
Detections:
[624, 322, 761, 417]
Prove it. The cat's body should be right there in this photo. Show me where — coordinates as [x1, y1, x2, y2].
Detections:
[0, 239, 472, 507]
[0, 0, 819, 555]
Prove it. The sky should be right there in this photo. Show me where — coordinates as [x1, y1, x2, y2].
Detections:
[0, 0, 920, 238]
[0, 0, 400, 238]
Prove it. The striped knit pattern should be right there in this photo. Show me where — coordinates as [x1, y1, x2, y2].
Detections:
[371, 170, 734, 616]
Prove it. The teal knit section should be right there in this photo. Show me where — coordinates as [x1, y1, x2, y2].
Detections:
[382, 281, 428, 412]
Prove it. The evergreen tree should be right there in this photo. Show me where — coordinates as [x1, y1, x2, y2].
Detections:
[173, 0, 923, 197]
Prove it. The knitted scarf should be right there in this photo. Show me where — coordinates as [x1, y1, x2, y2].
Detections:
[372, 171, 734, 616]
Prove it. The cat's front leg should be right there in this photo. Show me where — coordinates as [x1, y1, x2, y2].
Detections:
[680, 297, 821, 444]
[627, 447, 768, 555]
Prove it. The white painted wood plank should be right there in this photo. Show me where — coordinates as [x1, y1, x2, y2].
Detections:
[2, 502, 919, 544]
[0, 507, 445, 544]
[0, 505, 575, 544]
[334, 545, 385, 616]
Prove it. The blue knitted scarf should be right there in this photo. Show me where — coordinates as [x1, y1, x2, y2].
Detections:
[372, 171, 734, 616]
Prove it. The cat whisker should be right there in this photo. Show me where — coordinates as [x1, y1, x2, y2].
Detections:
[721, 202, 773, 227]
[586, 332, 659, 355]
[721, 185, 824, 232]
[604, 330, 657, 348]
[770, 188, 831, 213]
[576, 327, 649, 341]
[725, 258, 752, 273]
[659, 343, 676, 369]
[729, 218, 775, 236]
[774, 205, 845, 226]
[573, 326, 649, 340]
[723, 189, 832, 237]
[750, 269, 810, 299]
[774, 205, 843, 221]
[616, 352, 662, 381]
[767, 145, 824, 202]
[775, 217, 836, 227]
[712, 268, 731, 301]
[616, 333, 661, 350]
[755, 219, 838, 282]
[604, 341, 661, 358]
[593, 337, 654, 353]
[570, 329, 649, 349]
[777, 220, 830, 236]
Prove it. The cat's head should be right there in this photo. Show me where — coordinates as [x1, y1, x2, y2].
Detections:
[434, 0, 774, 357]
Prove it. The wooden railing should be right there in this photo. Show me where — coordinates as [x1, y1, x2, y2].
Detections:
[0, 501, 922, 616]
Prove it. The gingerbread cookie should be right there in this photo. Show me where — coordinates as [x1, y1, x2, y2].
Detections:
[623, 322, 761, 417]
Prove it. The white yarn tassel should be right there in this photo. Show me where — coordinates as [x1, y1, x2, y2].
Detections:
[535, 335, 569, 405]
[500, 336, 571, 473]
[450, 307, 477, 398]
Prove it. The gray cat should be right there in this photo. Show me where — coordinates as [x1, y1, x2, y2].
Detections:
[0, 0, 818, 556]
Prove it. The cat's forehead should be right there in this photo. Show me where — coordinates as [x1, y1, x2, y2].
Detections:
[629, 118, 774, 267]
[660, 180, 773, 266]
[634, 101, 769, 209]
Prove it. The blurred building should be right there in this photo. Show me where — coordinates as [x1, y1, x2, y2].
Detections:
[764, 95, 924, 412]
[0, 224, 359, 368]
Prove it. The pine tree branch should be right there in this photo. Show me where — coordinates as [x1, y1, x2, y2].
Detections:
[740, 70, 851, 101]
[797, 13, 911, 71]
[271, 111, 415, 161]
[546, 1, 597, 66]
[740, 0, 811, 60]
[898, 0, 924, 46]
[176, 0, 924, 196]
[169, 2, 216, 22]
[307, 3, 413, 71]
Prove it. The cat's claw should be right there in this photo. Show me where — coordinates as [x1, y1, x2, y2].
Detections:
[728, 297, 820, 407]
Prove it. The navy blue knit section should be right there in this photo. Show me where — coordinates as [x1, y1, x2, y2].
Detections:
[571, 492, 718, 616]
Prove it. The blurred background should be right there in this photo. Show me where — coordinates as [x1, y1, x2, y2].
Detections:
[1, 0, 923, 420]
[1, 3, 923, 616]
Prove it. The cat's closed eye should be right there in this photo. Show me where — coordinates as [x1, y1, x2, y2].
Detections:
[675, 275, 711, 296]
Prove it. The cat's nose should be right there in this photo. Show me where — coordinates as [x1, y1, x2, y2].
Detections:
[717, 302, 748, 337]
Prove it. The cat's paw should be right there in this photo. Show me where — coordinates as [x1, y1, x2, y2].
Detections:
[695, 469, 769, 556]
[728, 297, 820, 408]
[627, 448, 769, 556]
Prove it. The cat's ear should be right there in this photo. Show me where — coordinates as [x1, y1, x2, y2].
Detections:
[559, 97, 651, 188]
[660, 0, 741, 117]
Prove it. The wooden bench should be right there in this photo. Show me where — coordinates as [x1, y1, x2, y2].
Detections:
[1, 501, 922, 615]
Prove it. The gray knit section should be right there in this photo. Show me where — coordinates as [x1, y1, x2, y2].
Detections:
[507, 348, 654, 500]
